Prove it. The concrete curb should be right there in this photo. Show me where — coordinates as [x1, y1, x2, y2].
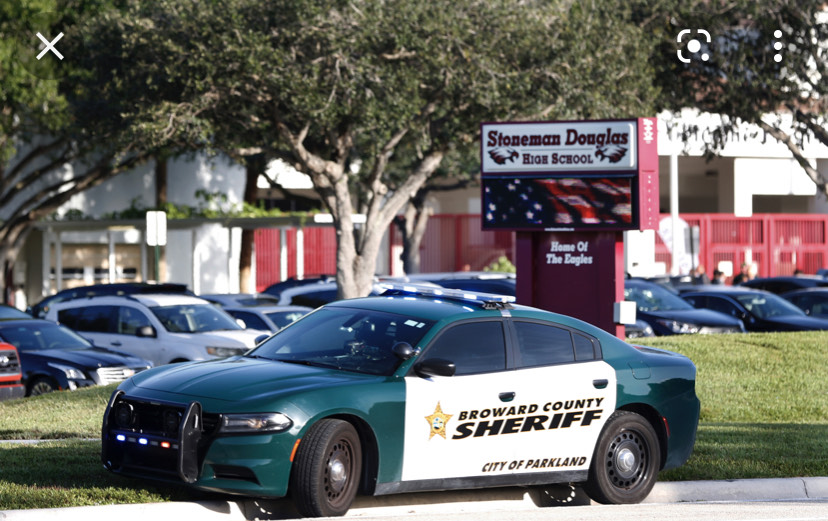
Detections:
[1, 477, 827, 521]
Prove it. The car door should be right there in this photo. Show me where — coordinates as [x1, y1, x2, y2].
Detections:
[401, 318, 514, 483]
[696, 295, 754, 329]
[505, 319, 616, 478]
[110, 305, 169, 366]
[57, 305, 118, 349]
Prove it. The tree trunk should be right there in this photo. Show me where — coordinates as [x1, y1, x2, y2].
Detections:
[155, 156, 168, 206]
[397, 190, 431, 275]
[239, 154, 264, 293]
[155, 156, 168, 282]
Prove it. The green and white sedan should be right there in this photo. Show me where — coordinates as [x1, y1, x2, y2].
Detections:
[102, 285, 700, 517]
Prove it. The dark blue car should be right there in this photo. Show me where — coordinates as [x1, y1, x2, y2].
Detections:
[0, 319, 152, 396]
[625, 279, 745, 335]
[683, 287, 828, 332]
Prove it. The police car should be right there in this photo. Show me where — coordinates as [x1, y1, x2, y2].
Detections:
[101, 285, 700, 517]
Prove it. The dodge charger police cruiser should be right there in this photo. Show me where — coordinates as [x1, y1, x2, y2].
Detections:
[101, 285, 700, 517]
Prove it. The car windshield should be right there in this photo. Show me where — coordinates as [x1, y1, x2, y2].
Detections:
[624, 284, 694, 312]
[150, 304, 242, 333]
[0, 323, 92, 351]
[735, 293, 806, 319]
[247, 307, 435, 376]
[265, 310, 308, 329]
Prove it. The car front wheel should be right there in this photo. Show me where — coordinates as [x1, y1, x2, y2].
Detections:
[290, 419, 362, 517]
[583, 410, 660, 504]
[28, 377, 59, 396]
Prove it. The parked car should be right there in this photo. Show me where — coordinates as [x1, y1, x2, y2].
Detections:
[200, 293, 281, 307]
[29, 282, 193, 318]
[47, 294, 266, 366]
[682, 287, 828, 332]
[0, 304, 33, 320]
[223, 305, 312, 333]
[624, 319, 655, 339]
[262, 275, 336, 301]
[102, 284, 699, 517]
[0, 342, 25, 401]
[382, 272, 516, 296]
[781, 288, 828, 318]
[624, 279, 744, 335]
[274, 281, 393, 307]
[738, 275, 828, 295]
[0, 319, 152, 396]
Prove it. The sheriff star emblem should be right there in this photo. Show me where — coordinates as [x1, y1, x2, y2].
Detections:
[425, 402, 452, 440]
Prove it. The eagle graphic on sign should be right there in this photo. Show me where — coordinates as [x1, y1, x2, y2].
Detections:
[595, 144, 627, 163]
[489, 147, 519, 165]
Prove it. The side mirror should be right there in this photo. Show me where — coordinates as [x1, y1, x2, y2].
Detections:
[414, 358, 456, 378]
[136, 325, 157, 338]
[255, 334, 270, 345]
[392, 342, 417, 361]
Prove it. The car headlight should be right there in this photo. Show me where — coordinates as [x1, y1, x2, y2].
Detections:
[47, 362, 86, 380]
[656, 319, 700, 334]
[206, 346, 247, 357]
[219, 413, 293, 434]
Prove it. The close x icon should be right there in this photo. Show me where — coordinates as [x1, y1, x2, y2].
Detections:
[11, 11, 68, 79]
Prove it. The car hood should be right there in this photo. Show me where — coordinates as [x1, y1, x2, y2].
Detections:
[641, 308, 741, 327]
[168, 329, 265, 348]
[131, 356, 379, 402]
[23, 347, 148, 368]
[760, 314, 828, 330]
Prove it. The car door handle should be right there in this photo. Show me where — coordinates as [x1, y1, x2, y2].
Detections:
[593, 379, 608, 389]
[499, 392, 515, 402]
[111, 341, 122, 347]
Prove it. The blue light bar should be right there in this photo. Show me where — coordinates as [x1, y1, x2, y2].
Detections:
[116, 434, 126, 442]
[138, 437, 148, 445]
[378, 282, 516, 304]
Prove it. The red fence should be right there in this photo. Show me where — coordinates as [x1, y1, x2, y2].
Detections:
[255, 213, 828, 289]
[655, 213, 828, 280]
[255, 227, 337, 291]
[389, 214, 515, 273]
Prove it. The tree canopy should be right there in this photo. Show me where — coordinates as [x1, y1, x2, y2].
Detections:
[652, 0, 828, 193]
[76, 0, 661, 297]
[10, 0, 827, 300]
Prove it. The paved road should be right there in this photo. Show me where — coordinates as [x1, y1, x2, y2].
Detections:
[337, 500, 828, 521]
[2, 478, 827, 521]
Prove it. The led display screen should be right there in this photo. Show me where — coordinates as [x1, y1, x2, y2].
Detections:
[482, 176, 636, 230]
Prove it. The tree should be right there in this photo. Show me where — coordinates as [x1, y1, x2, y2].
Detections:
[652, 0, 828, 194]
[0, 0, 157, 302]
[391, 0, 667, 273]
[80, 0, 663, 298]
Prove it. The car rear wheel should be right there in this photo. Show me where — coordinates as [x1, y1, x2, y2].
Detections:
[28, 377, 59, 396]
[583, 410, 660, 504]
[290, 419, 362, 517]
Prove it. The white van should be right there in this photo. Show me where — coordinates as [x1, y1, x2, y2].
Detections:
[47, 294, 267, 366]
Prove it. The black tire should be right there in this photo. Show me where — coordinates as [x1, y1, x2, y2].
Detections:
[583, 410, 660, 504]
[28, 377, 58, 396]
[290, 419, 362, 517]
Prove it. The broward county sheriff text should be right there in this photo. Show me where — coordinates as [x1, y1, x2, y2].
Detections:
[452, 398, 605, 440]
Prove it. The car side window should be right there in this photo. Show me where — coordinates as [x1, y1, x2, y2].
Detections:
[58, 305, 116, 333]
[230, 310, 268, 330]
[118, 306, 152, 335]
[513, 321, 575, 368]
[706, 296, 741, 317]
[573, 333, 598, 361]
[424, 321, 506, 376]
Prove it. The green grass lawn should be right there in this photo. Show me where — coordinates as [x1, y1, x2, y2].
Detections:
[0, 331, 826, 509]
[641, 331, 828, 480]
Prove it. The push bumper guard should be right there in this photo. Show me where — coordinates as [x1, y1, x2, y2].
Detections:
[102, 390, 206, 483]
